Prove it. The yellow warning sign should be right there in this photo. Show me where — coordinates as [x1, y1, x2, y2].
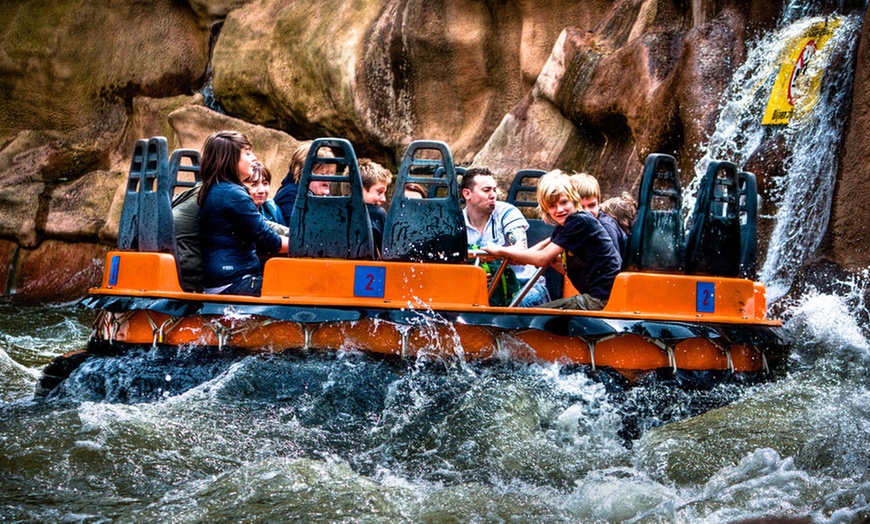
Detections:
[762, 18, 841, 125]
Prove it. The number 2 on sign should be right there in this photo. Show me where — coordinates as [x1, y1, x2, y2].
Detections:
[354, 266, 386, 298]
[696, 282, 715, 313]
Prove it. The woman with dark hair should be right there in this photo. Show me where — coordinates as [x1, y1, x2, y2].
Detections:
[198, 131, 288, 296]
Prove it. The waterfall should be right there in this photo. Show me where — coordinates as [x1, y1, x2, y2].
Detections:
[687, 11, 863, 302]
[199, 21, 226, 114]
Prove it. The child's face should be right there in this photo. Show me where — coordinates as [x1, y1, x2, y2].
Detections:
[364, 182, 388, 205]
[579, 196, 599, 217]
[244, 177, 270, 208]
[546, 194, 576, 226]
[310, 163, 335, 196]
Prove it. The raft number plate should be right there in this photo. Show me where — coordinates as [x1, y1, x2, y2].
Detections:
[109, 255, 121, 286]
[354, 266, 386, 298]
[696, 281, 715, 313]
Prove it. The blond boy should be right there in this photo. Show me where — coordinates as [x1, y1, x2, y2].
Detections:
[485, 170, 621, 310]
[570, 172, 626, 259]
[358, 158, 393, 256]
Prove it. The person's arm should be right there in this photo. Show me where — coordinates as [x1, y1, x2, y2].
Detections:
[484, 240, 563, 267]
[279, 235, 289, 254]
[504, 226, 528, 249]
[505, 229, 563, 271]
[230, 188, 284, 254]
[529, 237, 550, 251]
[549, 259, 566, 275]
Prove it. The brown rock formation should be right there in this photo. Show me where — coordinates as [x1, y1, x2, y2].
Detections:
[0, 241, 17, 294]
[0, 131, 110, 248]
[0, 0, 209, 145]
[0, 0, 867, 301]
[12, 241, 108, 302]
[832, 7, 870, 270]
[473, 5, 750, 199]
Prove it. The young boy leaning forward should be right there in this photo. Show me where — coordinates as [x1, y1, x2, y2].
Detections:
[484, 170, 622, 310]
[358, 158, 393, 257]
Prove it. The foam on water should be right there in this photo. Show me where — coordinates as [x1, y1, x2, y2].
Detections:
[785, 271, 870, 375]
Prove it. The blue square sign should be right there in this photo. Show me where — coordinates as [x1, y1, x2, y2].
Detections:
[354, 265, 386, 298]
[109, 255, 121, 286]
[696, 281, 715, 313]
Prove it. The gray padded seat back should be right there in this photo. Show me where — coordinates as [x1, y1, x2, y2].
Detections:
[289, 138, 373, 259]
[382, 140, 466, 263]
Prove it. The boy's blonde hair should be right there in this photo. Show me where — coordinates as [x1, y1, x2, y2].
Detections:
[601, 192, 638, 234]
[287, 141, 336, 183]
[358, 158, 393, 190]
[536, 170, 581, 225]
[570, 172, 600, 200]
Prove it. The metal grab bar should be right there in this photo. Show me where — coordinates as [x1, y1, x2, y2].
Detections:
[469, 250, 550, 307]
[508, 265, 547, 307]
[468, 250, 510, 300]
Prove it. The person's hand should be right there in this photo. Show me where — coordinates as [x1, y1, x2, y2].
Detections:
[483, 245, 503, 257]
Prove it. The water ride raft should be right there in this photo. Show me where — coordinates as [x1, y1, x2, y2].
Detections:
[37, 138, 787, 396]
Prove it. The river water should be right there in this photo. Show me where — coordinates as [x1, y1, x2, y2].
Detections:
[1, 286, 869, 522]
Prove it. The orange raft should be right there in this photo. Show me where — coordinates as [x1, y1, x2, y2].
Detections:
[37, 136, 787, 395]
[73, 250, 787, 385]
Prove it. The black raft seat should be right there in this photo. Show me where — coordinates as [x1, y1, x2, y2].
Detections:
[624, 153, 685, 273]
[117, 136, 178, 257]
[289, 138, 374, 260]
[684, 161, 741, 277]
[382, 140, 467, 263]
[117, 136, 202, 290]
[738, 170, 759, 279]
[624, 154, 759, 279]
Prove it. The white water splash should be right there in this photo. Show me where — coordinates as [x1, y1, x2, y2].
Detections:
[784, 269, 870, 372]
[761, 15, 862, 300]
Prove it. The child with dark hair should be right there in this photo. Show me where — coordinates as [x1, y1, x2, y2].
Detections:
[600, 192, 638, 235]
[358, 158, 393, 256]
[245, 162, 287, 232]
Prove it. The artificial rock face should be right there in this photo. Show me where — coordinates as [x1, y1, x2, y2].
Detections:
[0, 0, 867, 300]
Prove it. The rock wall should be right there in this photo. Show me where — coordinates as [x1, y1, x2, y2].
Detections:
[834, 5, 870, 271]
[0, 0, 867, 301]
